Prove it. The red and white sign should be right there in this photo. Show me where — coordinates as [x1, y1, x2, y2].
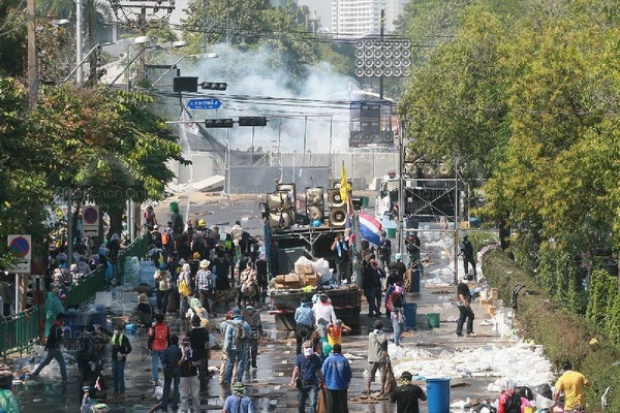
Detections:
[82, 205, 100, 236]
[8, 234, 32, 274]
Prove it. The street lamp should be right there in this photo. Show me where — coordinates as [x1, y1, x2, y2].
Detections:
[150, 51, 218, 89]
[107, 35, 152, 87]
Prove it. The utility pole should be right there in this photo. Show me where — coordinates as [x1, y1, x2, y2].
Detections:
[76, 0, 83, 84]
[398, 121, 405, 254]
[137, 7, 147, 82]
[88, 0, 97, 84]
[379, 9, 385, 100]
[27, 0, 37, 108]
[453, 158, 460, 285]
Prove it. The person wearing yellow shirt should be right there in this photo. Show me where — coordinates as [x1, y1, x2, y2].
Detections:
[553, 362, 589, 411]
[326, 319, 352, 347]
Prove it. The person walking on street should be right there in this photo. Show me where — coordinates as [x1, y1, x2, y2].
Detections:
[294, 299, 314, 355]
[161, 334, 182, 413]
[459, 234, 476, 278]
[110, 322, 132, 396]
[389, 371, 427, 413]
[195, 259, 215, 317]
[148, 313, 170, 384]
[363, 259, 384, 317]
[364, 320, 389, 395]
[244, 305, 263, 370]
[222, 309, 252, 386]
[289, 340, 324, 413]
[223, 382, 255, 413]
[388, 284, 406, 346]
[187, 315, 210, 393]
[321, 344, 352, 413]
[179, 336, 202, 413]
[154, 263, 172, 314]
[553, 362, 589, 412]
[456, 279, 475, 337]
[29, 313, 68, 382]
[388, 254, 406, 285]
[43, 288, 64, 338]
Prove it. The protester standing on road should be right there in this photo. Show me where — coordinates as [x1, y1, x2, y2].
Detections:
[29, 313, 68, 382]
[178, 262, 193, 318]
[459, 234, 476, 278]
[312, 294, 337, 327]
[363, 259, 384, 317]
[326, 320, 351, 348]
[144, 205, 158, 232]
[223, 382, 255, 413]
[110, 322, 132, 396]
[195, 259, 215, 317]
[553, 362, 589, 412]
[388, 284, 406, 346]
[364, 320, 389, 395]
[179, 336, 202, 413]
[213, 249, 231, 292]
[161, 334, 182, 412]
[154, 263, 172, 314]
[294, 299, 314, 355]
[456, 279, 475, 337]
[148, 313, 170, 384]
[187, 315, 210, 392]
[321, 343, 351, 413]
[377, 231, 392, 274]
[244, 305, 263, 370]
[289, 340, 324, 413]
[222, 309, 252, 386]
[405, 233, 421, 267]
[389, 371, 427, 413]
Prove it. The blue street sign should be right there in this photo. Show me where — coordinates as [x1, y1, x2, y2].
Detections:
[187, 98, 222, 110]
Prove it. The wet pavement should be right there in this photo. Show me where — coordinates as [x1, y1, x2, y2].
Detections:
[8, 193, 510, 412]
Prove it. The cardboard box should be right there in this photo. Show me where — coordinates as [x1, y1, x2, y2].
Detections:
[305, 274, 318, 287]
[303, 264, 314, 275]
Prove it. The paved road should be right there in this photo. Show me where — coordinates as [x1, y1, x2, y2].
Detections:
[12, 192, 507, 412]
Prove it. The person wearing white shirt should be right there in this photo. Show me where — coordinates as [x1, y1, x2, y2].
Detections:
[312, 294, 337, 328]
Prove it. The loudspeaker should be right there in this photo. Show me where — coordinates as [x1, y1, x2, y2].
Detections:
[349, 131, 395, 148]
[269, 212, 292, 229]
[328, 189, 345, 207]
[305, 187, 324, 221]
[329, 208, 347, 227]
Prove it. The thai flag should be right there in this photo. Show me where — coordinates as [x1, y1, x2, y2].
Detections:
[358, 213, 383, 247]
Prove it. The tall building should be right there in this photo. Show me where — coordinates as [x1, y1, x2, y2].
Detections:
[332, 0, 406, 38]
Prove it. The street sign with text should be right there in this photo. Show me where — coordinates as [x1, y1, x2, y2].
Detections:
[187, 98, 222, 110]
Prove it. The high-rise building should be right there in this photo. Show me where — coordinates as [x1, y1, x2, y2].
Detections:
[331, 0, 406, 38]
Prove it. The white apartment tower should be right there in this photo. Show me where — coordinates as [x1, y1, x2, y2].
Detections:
[332, 0, 406, 38]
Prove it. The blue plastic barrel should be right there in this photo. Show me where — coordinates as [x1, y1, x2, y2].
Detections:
[403, 302, 417, 329]
[426, 378, 451, 413]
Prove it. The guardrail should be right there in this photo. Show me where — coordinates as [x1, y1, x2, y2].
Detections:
[63, 265, 107, 308]
[0, 306, 40, 360]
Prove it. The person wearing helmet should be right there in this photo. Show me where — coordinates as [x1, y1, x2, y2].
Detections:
[154, 263, 172, 314]
[223, 382, 254, 413]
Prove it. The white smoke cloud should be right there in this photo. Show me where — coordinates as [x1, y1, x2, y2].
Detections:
[175, 43, 361, 153]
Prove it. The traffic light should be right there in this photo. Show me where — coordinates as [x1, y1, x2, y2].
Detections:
[173, 77, 198, 92]
[204, 119, 234, 128]
[239, 116, 268, 127]
[200, 82, 227, 90]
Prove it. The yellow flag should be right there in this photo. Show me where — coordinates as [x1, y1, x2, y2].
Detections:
[339, 161, 352, 203]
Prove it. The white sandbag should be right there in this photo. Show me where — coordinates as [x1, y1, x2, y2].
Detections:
[312, 258, 331, 277]
[294, 256, 314, 275]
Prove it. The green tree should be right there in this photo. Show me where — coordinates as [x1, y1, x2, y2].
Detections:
[0, 0, 27, 77]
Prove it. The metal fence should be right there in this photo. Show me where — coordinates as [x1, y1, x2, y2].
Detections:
[0, 306, 40, 360]
[172, 151, 399, 191]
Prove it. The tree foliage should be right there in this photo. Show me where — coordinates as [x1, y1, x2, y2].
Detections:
[398, 0, 620, 349]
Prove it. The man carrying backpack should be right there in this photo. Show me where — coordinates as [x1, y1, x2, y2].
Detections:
[364, 320, 389, 396]
[223, 382, 255, 413]
[148, 313, 170, 385]
[456, 278, 475, 337]
[222, 309, 252, 386]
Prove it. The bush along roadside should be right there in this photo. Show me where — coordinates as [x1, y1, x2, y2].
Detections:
[481, 249, 620, 413]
